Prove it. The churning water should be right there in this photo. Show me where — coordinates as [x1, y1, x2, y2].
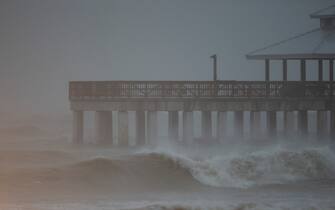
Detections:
[0, 137, 335, 210]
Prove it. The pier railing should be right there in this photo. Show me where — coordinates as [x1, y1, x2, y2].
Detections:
[69, 81, 333, 100]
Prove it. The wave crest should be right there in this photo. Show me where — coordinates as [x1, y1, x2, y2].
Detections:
[138, 146, 335, 188]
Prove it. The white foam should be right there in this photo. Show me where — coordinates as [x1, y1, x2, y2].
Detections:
[138, 141, 335, 188]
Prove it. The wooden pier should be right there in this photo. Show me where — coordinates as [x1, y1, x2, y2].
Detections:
[69, 6, 335, 145]
[69, 79, 335, 145]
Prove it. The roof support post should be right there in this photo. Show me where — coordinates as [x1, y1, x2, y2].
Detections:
[265, 59, 270, 81]
[265, 59, 270, 97]
[300, 59, 306, 97]
[282, 59, 287, 81]
[300, 59, 306, 81]
[317, 60, 325, 139]
[318, 59, 323, 81]
[330, 59, 334, 97]
[282, 59, 288, 134]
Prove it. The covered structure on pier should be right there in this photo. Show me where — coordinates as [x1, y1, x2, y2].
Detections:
[246, 5, 335, 137]
[69, 6, 335, 146]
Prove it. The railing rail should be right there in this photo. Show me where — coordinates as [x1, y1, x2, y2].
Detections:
[69, 81, 334, 100]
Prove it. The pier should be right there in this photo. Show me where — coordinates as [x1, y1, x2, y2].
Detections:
[69, 7, 335, 145]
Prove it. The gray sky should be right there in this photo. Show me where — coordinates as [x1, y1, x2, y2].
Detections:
[0, 0, 333, 116]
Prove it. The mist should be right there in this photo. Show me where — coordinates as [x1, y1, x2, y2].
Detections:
[1, 1, 335, 210]
[0, 0, 332, 117]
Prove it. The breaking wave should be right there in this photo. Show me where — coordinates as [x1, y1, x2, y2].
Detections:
[6, 144, 335, 190]
[135, 145, 335, 188]
[1, 142, 335, 210]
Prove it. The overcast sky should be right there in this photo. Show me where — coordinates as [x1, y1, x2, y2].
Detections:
[0, 0, 333, 116]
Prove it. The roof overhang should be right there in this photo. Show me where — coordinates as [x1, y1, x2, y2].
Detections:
[310, 14, 335, 19]
[310, 5, 335, 19]
[246, 53, 335, 60]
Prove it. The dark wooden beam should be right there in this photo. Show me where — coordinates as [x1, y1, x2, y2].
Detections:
[283, 59, 287, 81]
[300, 59, 306, 81]
[330, 59, 334, 81]
[265, 59, 270, 97]
[330, 59, 334, 97]
[265, 59, 270, 81]
[318, 59, 323, 81]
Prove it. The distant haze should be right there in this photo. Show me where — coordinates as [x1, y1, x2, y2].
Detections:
[0, 0, 332, 116]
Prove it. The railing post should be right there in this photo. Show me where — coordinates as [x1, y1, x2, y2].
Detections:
[265, 59, 270, 97]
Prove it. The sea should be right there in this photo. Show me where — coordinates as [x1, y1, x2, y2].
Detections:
[0, 134, 334, 210]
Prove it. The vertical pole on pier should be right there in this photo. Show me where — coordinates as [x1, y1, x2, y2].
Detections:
[300, 59, 306, 82]
[282, 59, 287, 81]
[330, 59, 334, 97]
[183, 111, 194, 144]
[284, 111, 295, 137]
[118, 111, 129, 147]
[217, 111, 227, 141]
[282, 59, 290, 137]
[298, 110, 308, 137]
[266, 111, 277, 138]
[168, 111, 179, 141]
[265, 59, 270, 97]
[330, 111, 335, 140]
[210, 54, 217, 81]
[317, 60, 327, 139]
[330, 59, 335, 140]
[234, 111, 244, 138]
[250, 111, 261, 138]
[201, 111, 212, 141]
[147, 111, 158, 146]
[317, 111, 327, 139]
[318, 59, 323, 81]
[297, 60, 308, 137]
[136, 111, 146, 146]
[72, 110, 84, 144]
[95, 111, 113, 145]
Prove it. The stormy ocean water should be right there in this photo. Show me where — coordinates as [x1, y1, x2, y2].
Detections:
[0, 127, 335, 210]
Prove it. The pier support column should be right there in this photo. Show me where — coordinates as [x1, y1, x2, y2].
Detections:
[250, 111, 261, 137]
[330, 111, 335, 140]
[118, 111, 129, 146]
[201, 111, 212, 140]
[147, 111, 158, 145]
[234, 111, 244, 138]
[136, 111, 146, 146]
[266, 111, 277, 138]
[72, 110, 83, 144]
[95, 111, 113, 145]
[217, 112, 227, 141]
[183, 111, 194, 144]
[168, 111, 179, 141]
[284, 111, 295, 136]
[317, 111, 327, 139]
[298, 111, 308, 136]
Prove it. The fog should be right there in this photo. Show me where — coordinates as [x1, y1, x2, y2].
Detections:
[1, 1, 335, 209]
[0, 0, 332, 117]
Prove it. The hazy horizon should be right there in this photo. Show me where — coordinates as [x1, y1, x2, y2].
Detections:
[0, 0, 332, 116]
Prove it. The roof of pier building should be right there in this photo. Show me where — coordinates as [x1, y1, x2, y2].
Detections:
[310, 5, 335, 18]
[246, 5, 335, 60]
